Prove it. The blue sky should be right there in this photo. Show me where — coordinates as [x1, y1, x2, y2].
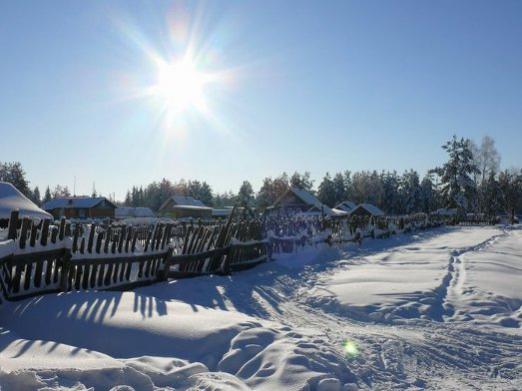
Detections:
[1, 0, 521, 199]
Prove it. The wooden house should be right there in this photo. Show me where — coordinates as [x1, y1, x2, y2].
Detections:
[271, 187, 333, 216]
[334, 200, 357, 213]
[42, 196, 116, 220]
[158, 195, 212, 219]
[115, 207, 155, 220]
[212, 207, 233, 218]
[349, 203, 385, 218]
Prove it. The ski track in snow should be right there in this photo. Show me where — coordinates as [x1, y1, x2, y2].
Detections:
[272, 226, 522, 389]
[436, 230, 509, 321]
[1, 226, 521, 390]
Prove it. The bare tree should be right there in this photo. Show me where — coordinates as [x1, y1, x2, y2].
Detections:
[472, 135, 501, 186]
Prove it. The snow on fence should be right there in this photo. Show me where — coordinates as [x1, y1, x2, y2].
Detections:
[0, 208, 471, 304]
[0, 211, 269, 302]
[270, 213, 446, 251]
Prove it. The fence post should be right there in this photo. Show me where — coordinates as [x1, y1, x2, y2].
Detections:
[58, 217, 66, 241]
[19, 218, 30, 249]
[220, 245, 232, 275]
[7, 210, 19, 240]
[267, 237, 274, 260]
[40, 219, 50, 246]
[159, 247, 173, 281]
[60, 249, 73, 292]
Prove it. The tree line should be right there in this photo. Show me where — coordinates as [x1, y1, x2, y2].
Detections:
[86, 134, 522, 221]
[2, 135, 521, 220]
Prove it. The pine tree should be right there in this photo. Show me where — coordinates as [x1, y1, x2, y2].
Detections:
[482, 171, 501, 220]
[0, 161, 31, 197]
[498, 169, 522, 224]
[343, 171, 354, 201]
[401, 170, 421, 214]
[332, 172, 346, 206]
[257, 178, 276, 210]
[432, 135, 479, 214]
[419, 175, 436, 213]
[381, 171, 400, 214]
[32, 186, 41, 206]
[124, 191, 132, 206]
[237, 181, 255, 207]
[290, 172, 314, 191]
[317, 173, 336, 207]
[256, 173, 300, 210]
[198, 182, 213, 206]
[43, 186, 52, 203]
[214, 191, 237, 208]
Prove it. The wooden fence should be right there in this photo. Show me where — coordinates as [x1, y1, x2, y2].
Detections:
[0, 210, 269, 302]
[0, 208, 473, 304]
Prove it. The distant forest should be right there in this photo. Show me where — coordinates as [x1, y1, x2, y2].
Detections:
[2, 135, 522, 218]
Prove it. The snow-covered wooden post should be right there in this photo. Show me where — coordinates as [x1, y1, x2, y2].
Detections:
[59, 249, 72, 292]
[7, 210, 19, 240]
[58, 217, 66, 241]
[159, 246, 174, 281]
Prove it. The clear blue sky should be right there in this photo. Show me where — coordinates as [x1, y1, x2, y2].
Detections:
[1, 0, 521, 199]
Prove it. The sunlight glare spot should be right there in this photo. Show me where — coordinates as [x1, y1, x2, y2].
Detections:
[343, 340, 359, 358]
[151, 59, 210, 114]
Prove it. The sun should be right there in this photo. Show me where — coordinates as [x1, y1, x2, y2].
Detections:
[114, 4, 239, 138]
[151, 58, 210, 113]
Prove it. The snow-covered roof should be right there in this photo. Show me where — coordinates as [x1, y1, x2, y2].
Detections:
[277, 187, 333, 215]
[170, 205, 212, 211]
[115, 207, 155, 219]
[332, 208, 349, 216]
[172, 195, 206, 207]
[0, 182, 52, 221]
[212, 208, 233, 217]
[334, 201, 356, 212]
[42, 196, 115, 210]
[159, 195, 207, 211]
[350, 203, 385, 217]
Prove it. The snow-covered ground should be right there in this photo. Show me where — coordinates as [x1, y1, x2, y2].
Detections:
[0, 226, 521, 390]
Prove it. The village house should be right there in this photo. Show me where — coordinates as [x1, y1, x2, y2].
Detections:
[349, 203, 385, 218]
[334, 200, 357, 213]
[270, 187, 333, 216]
[115, 206, 155, 220]
[211, 207, 233, 219]
[42, 196, 116, 220]
[158, 195, 212, 219]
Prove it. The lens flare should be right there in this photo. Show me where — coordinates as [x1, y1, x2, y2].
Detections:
[343, 340, 359, 358]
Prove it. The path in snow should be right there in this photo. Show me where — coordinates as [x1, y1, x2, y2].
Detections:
[445, 228, 522, 327]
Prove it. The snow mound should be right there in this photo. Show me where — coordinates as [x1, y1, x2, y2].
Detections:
[0, 287, 354, 390]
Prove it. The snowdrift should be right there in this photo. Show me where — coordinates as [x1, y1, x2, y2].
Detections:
[0, 286, 354, 390]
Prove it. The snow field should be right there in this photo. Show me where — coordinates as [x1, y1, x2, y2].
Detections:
[303, 226, 517, 324]
[0, 226, 521, 390]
